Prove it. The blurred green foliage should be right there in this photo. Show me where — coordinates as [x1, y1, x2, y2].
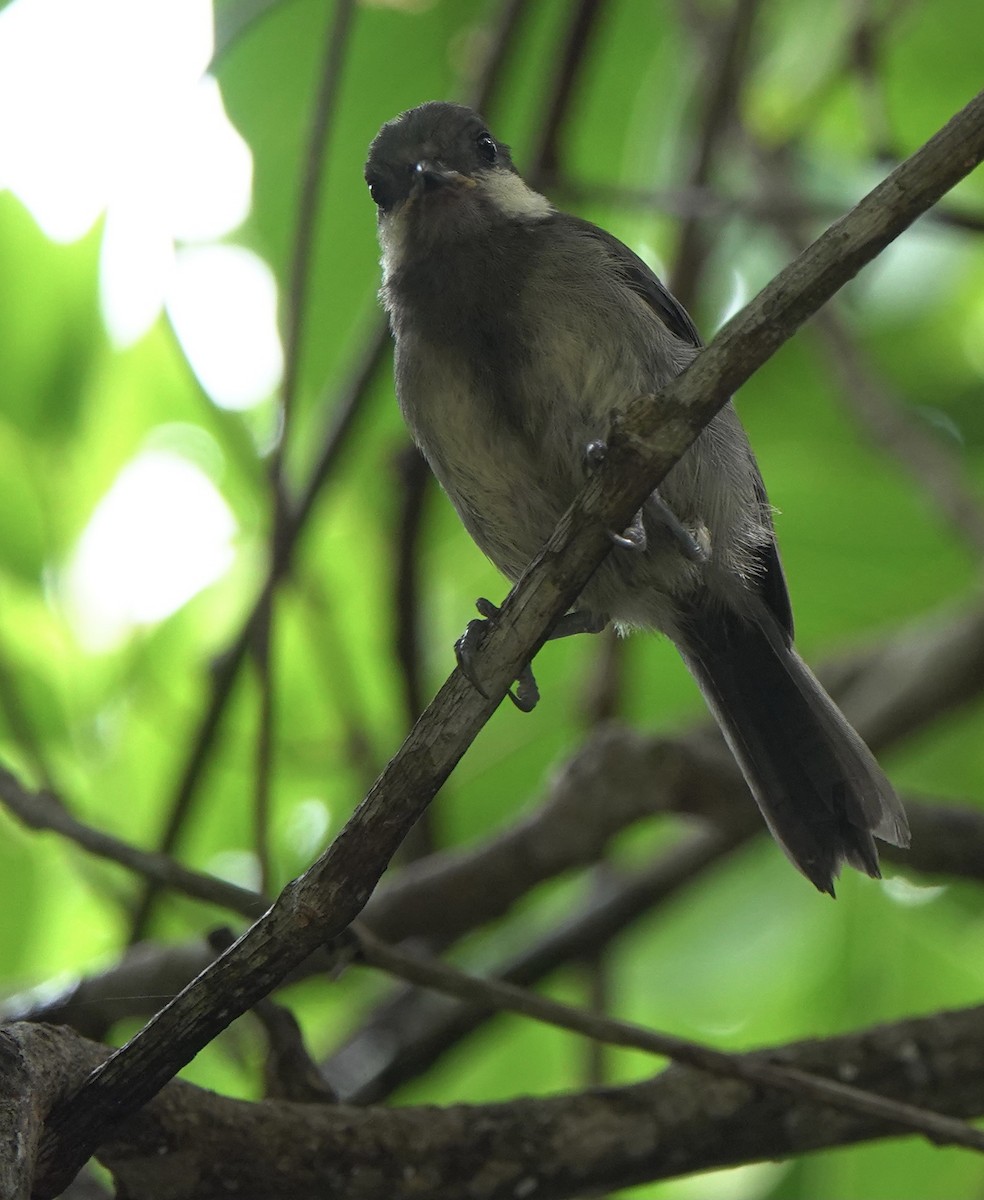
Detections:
[1, 1, 983, 1196]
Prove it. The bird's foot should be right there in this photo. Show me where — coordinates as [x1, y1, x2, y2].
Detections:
[585, 440, 647, 551]
[585, 438, 706, 563]
[455, 598, 540, 712]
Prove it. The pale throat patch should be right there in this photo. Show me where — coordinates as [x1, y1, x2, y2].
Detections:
[378, 169, 553, 283]
[478, 169, 554, 220]
[378, 212, 407, 284]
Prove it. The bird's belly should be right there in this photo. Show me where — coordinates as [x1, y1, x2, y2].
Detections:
[398, 348, 568, 581]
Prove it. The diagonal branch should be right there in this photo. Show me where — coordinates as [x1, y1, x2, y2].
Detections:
[33, 86, 984, 1195]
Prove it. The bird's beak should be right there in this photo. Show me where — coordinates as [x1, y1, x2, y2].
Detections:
[410, 160, 476, 196]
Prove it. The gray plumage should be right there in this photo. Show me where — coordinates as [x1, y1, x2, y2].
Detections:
[365, 101, 909, 894]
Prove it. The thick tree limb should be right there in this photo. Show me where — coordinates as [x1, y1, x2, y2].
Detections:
[10, 1008, 984, 1199]
[29, 86, 984, 1194]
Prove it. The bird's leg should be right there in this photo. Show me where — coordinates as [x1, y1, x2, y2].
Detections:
[584, 439, 647, 551]
[547, 608, 609, 639]
[584, 439, 707, 563]
[647, 492, 708, 563]
[455, 598, 607, 712]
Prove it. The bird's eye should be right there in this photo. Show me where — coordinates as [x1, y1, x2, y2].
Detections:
[476, 132, 497, 164]
[367, 177, 388, 208]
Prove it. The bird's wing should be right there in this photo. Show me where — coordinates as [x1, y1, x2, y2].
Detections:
[564, 215, 704, 348]
[567, 216, 795, 642]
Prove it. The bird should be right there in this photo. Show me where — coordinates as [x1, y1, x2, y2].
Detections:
[364, 100, 909, 894]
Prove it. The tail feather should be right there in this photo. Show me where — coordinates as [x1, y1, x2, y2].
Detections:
[676, 605, 909, 894]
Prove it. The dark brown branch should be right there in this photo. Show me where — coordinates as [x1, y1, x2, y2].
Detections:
[0, 767, 267, 922]
[32, 91, 984, 1192]
[13, 1009, 984, 1199]
[669, 0, 760, 310]
[527, 0, 608, 182]
[350, 923, 984, 1151]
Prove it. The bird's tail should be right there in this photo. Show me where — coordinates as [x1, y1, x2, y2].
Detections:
[675, 604, 909, 894]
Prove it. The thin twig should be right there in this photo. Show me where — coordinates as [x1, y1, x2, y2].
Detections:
[275, 0, 356, 468]
[334, 824, 746, 1104]
[350, 924, 984, 1153]
[251, 605, 276, 894]
[669, 0, 761, 310]
[527, 0, 608, 182]
[258, 0, 356, 900]
[469, 0, 534, 115]
[548, 173, 984, 235]
[0, 765, 267, 920]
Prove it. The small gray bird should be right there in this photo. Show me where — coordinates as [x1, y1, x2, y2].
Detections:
[365, 101, 909, 894]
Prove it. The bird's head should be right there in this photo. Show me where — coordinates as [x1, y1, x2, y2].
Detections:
[365, 102, 552, 268]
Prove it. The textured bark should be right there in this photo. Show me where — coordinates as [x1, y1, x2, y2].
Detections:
[6, 1012, 984, 1199]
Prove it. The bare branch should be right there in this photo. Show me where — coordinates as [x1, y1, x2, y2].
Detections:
[669, 0, 760, 309]
[350, 923, 984, 1152]
[0, 767, 267, 922]
[527, 0, 608, 181]
[12, 1010, 984, 1199]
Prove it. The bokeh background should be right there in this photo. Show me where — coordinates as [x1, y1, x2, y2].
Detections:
[1, 0, 983, 1196]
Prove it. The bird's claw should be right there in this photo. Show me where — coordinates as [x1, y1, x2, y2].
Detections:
[455, 616, 491, 699]
[456, 598, 540, 711]
[649, 492, 707, 563]
[585, 438, 707, 563]
[584, 439, 608, 472]
[585, 440, 647, 550]
[607, 509, 647, 552]
[510, 663, 540, 712]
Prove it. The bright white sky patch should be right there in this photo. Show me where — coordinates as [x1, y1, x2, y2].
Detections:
[0, 0, 225, 241]
[0, 0, 280, 405]
[63, 447, 237, 650]
[167, 245, 284, 410]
